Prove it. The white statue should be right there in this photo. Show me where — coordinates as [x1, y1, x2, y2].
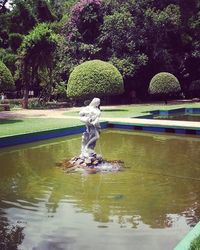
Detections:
[79, 98, 101, 158]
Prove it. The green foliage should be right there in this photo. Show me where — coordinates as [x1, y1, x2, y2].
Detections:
[35, 0, 56, 22]
[0, 48, 18, 74]
[10, 1, 36, 34]
[189, 10, 200, 58]
[67, 60, 124, 99]
[9, 33, 23, 52]
[110, 55, 148, 79]
[18, 23, 59, 107]
[54, 81, 67, 99]
[99, 9, 149, 81]
[189, 234, 200, 250]
[50, 0, 77, 21]
[189, 80, 200, 97]
[1, 0, 200, 100]
[20, 23, 58, 65]
[0, 60, 14, 92]
[109, 57, 136, 79]
[148, 72, 181, 98]
[145, 4, 181, 26]
[100, 10, 135, 55]
[0, 12, 10, 48]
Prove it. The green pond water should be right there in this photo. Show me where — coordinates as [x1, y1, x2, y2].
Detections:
[154, 113, 200, 121]
[0, 129, 200, 250]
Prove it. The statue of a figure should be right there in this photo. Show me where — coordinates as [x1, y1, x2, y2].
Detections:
[79, 98, 101, 158]
[56, 97, 123, 173]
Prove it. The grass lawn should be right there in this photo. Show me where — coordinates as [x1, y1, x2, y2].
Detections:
[0, 102, 199, 138]
[189, 234, 200, 250]
[0, 118, 81, 138]
[64, 102, 200, 118]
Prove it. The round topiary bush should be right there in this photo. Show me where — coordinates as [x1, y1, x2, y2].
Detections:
[67, 60, 124, 99]
[0, 60, 14, 92]
[148, 72, 181, 99]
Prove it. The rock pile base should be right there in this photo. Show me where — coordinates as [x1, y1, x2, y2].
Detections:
[56, 154, 124, 174]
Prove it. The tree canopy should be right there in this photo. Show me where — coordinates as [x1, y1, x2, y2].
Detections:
[19, 23, 59, 107]
[0, 0, 200, 104]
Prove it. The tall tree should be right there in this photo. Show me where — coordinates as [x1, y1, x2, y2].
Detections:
[10, 1, 36, 34]
[18, 23, 58, 108]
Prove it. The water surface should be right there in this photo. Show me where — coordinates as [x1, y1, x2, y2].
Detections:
[0, 129, 200, 250]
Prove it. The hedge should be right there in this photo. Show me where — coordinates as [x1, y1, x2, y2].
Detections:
[148, 72, 181, 99]
[0, 60, 14, 92]
[67, 60, 124, 99]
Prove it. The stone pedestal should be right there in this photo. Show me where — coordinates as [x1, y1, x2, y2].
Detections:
[56, 155, 124, 174]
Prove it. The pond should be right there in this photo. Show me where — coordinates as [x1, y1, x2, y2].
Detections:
[0, 129, 200, 250]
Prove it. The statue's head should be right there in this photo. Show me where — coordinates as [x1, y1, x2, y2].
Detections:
[89, 98, 100, 108]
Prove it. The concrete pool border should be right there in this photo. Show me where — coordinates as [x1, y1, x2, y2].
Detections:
[135, 107, 200, 119]
[0, 118, 200, 148]
[108, 120, 200, 135]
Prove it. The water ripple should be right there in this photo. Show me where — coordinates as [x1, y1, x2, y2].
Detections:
[2, 199, 39, 212]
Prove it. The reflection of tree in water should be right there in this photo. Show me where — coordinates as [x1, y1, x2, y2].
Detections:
[0, 210, 24, 249]
[0, 139, 78, 248]
[67, 131, 200, 228]
[71, 175, 200, 229]
[0, 131, 200, 247]
[0, 136, 81, 200]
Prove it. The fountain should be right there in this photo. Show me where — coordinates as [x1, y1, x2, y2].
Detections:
[57, 98, 123, 174]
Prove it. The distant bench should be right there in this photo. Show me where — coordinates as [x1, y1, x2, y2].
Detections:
[0, 103, 10, 111]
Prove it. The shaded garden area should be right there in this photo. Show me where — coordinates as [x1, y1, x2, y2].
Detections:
[0, 0, 199, 108]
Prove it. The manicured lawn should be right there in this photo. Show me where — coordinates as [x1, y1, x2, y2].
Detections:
[64, 102, 200, 118]
[0, 102, 199, 138]
[0, 118, 81, 137]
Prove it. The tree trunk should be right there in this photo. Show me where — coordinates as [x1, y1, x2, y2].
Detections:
[22, 86, 29, 109]
[22, 63, 29, 109]
[49, 66, 53, 101]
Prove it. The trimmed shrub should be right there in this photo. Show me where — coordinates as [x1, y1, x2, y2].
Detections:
[0, 60, 14, 92]
[67, 60, 124, 99]
[148, 72, 181, 99]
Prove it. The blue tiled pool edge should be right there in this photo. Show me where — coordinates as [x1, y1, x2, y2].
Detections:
[0, 120, 200, 148]
[135, 107, 200, 119]
[108, 122, 200, 136]
[174, 221, 200, 250]
[0, 122, 108, 148]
